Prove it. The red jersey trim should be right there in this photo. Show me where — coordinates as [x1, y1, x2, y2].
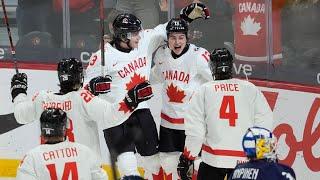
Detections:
[161, 112, 184, 124]
[202, 144, 246, 157]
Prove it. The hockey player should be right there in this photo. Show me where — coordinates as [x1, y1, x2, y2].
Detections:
[16, 108, 107, 180]
[177, 48, 274, 180]
[11, 58, 153, 160]
[84, 3, 210, 179]
[151, 18, 212, 180]
[229, 126, 296, 180]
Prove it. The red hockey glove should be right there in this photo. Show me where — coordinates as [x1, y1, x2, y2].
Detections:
[124, 81, 153, 111]
[88, 75, 112, 96]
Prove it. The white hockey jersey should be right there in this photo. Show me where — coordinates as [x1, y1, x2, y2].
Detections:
[85, 23, 167, 125]
[152, 44, 212, 130]
[183, 79, 273, 168]
[16, 141, 107, 180]
[13, 89, 132, 157]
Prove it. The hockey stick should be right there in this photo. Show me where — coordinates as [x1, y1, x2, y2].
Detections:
[98, 4, 119, 179]
[99, 0, 105, 77]
[1, 0, 19, 74]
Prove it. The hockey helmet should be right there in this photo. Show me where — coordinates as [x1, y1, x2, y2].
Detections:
[242, 127, 277, 161]
[40, 108, 67, 137]
[57, 57, 84, 92]
[166, 18, 189, 36]
[113, 13, 142, 40]
[209, 48, 233, 80]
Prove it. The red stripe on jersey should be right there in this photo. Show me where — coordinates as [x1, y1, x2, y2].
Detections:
[161, 112, 184, 124]
[202, 144, 246, 157]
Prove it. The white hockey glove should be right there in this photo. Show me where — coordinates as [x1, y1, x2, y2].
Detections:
[180, 3, 210, 23]
[88, 75, 112, 96]
[11, 73, 28, 102]
[124, 81, 153, 111]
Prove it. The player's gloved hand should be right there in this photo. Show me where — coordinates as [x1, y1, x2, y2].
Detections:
[177, 154, 194, 180]
[180, 3, 210, 23]
[124, 81, 153, 111]
[121, 175, 144, 180]
[11, 73, 28, 102]
[88, 75, 112, 96]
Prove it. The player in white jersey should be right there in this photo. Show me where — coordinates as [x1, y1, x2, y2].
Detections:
[177, 48, 274, 180]
[11, 58, 153, 162]
[16, 108, 107, 180]
[84, 3, 210, 179]
[151, 18, 212, 180]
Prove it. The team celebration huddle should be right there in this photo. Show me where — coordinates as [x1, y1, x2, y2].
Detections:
[9, 2, 296, 180]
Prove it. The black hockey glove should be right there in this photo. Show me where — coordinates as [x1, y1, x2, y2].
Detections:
[124, 81, 153, 111]
[177, 154, 194, 180]
[11, 73, 28, 102]
[88, 75, 112, 96]
[180, 3, 210, 23]
[121, 175, 144, 180]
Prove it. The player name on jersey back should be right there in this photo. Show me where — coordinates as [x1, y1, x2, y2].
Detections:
[43, 147, 78, 161]
[214, 83, 239, 92]
[231, 167, 259, 179]
[42, 101, 72, 111]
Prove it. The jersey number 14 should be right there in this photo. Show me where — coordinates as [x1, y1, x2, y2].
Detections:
[220, 96, 238, 126]
[47, 162, 78, 180]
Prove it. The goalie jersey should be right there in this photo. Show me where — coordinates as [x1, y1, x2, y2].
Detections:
[229, 160, 296, 180]
[152, 44, 212, 130]
[13, 89, 132, 157]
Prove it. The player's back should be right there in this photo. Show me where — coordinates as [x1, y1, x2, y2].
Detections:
[191, 78, 273, 168]
[14, 89, 102, 156]
[229, 160, 296, 180]
[202, 78, 272, 144]
[18, 141, 103, 180]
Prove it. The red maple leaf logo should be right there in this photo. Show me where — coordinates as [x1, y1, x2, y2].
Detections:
[118, 101, 132, 113]
[183, 147, 196, 160]
[166, 83, 186, 103]
[125, 72, 146, 90]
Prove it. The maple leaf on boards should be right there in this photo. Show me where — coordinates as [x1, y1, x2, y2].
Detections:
[126, 72, 146, 90]
[241, 15, 261, 36]
[118, 101, 131, 113]
[166, 83, 186, 103]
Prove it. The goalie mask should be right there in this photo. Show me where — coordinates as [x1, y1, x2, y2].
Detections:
[242, 127, 277, 162]
[113, 13, 142, 41]
[57, 57, 84, 93]
[209, 48, 233, 80]
[40, 108, 67, 137]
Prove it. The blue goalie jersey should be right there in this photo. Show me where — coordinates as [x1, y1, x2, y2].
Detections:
[229, 160, 296, 180]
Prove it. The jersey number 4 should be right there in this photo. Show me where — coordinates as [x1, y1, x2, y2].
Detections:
[220, 96, 238, 126]
[47, 162, 78, 180]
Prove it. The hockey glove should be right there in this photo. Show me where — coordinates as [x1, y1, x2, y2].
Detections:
[11, 73, 28, 102]
[121, 175, 144, 180]
[88, 75, 112, 96]
[124, 81, 153, 111]
[177, 154, 194, 180]
[180, 3, 210, 23]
